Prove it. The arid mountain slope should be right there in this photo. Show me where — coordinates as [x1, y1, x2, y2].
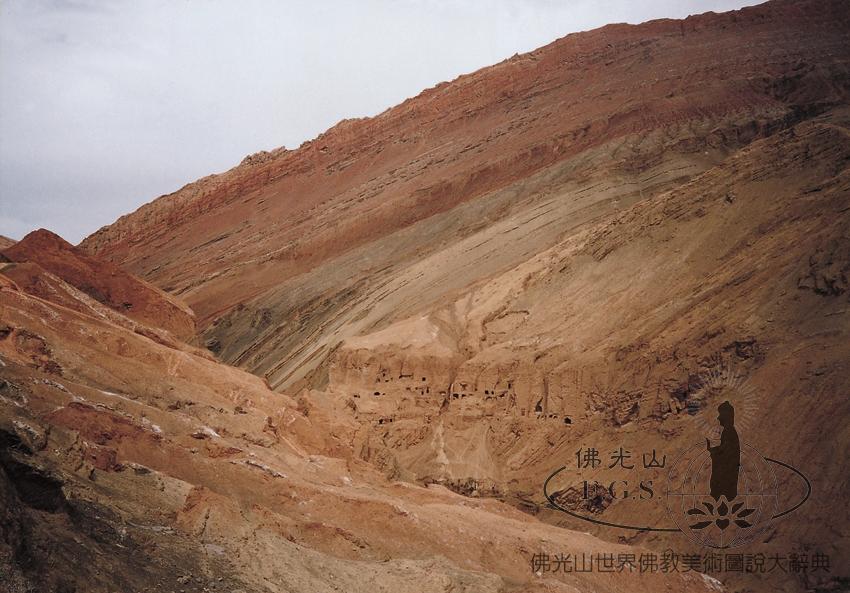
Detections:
[0, 258, 719, 592]
[304, 114, 850, 592]
[82, 0, 850, 391]
[20, 1, 847, 591]
[4, 229, 196, 341]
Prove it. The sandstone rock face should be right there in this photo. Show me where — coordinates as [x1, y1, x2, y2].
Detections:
[81, 0, 850, 394]
[0, 268, 719, 593]
[3, 1, 850, 592]
[3, 229, 196, 341]
[307, 119, 850, 591]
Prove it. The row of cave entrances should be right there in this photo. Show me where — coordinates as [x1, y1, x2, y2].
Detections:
[362, 376, 574, 426]
[370, 377, 516, 402]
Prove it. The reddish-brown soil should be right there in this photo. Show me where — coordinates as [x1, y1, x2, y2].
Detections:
[81, 0, 850, 332]
[0, 266, 719, 592]
[4, 229, 196, 341]
[2, 1, 850, 592]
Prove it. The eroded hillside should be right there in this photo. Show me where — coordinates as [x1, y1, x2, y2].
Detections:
[3, 230, 196, 341]
[82, 0, 849, 395]
[3, 1, 849, 592]
[0, 251, 718, 592]
[305, 114, 850, 592]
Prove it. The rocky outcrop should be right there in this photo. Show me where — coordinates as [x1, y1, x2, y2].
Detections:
[3, 229, 196, 341]
[9, 2, 848, 591]
[303, 117, 850, 593]
[81, 0, 850, 340]
[0, 264, 719, 593]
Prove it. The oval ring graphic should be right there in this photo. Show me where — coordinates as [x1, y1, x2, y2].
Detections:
[543, 457, 809, 534]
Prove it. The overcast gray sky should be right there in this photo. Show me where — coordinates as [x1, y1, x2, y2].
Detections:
[0, 0, 761, 244]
